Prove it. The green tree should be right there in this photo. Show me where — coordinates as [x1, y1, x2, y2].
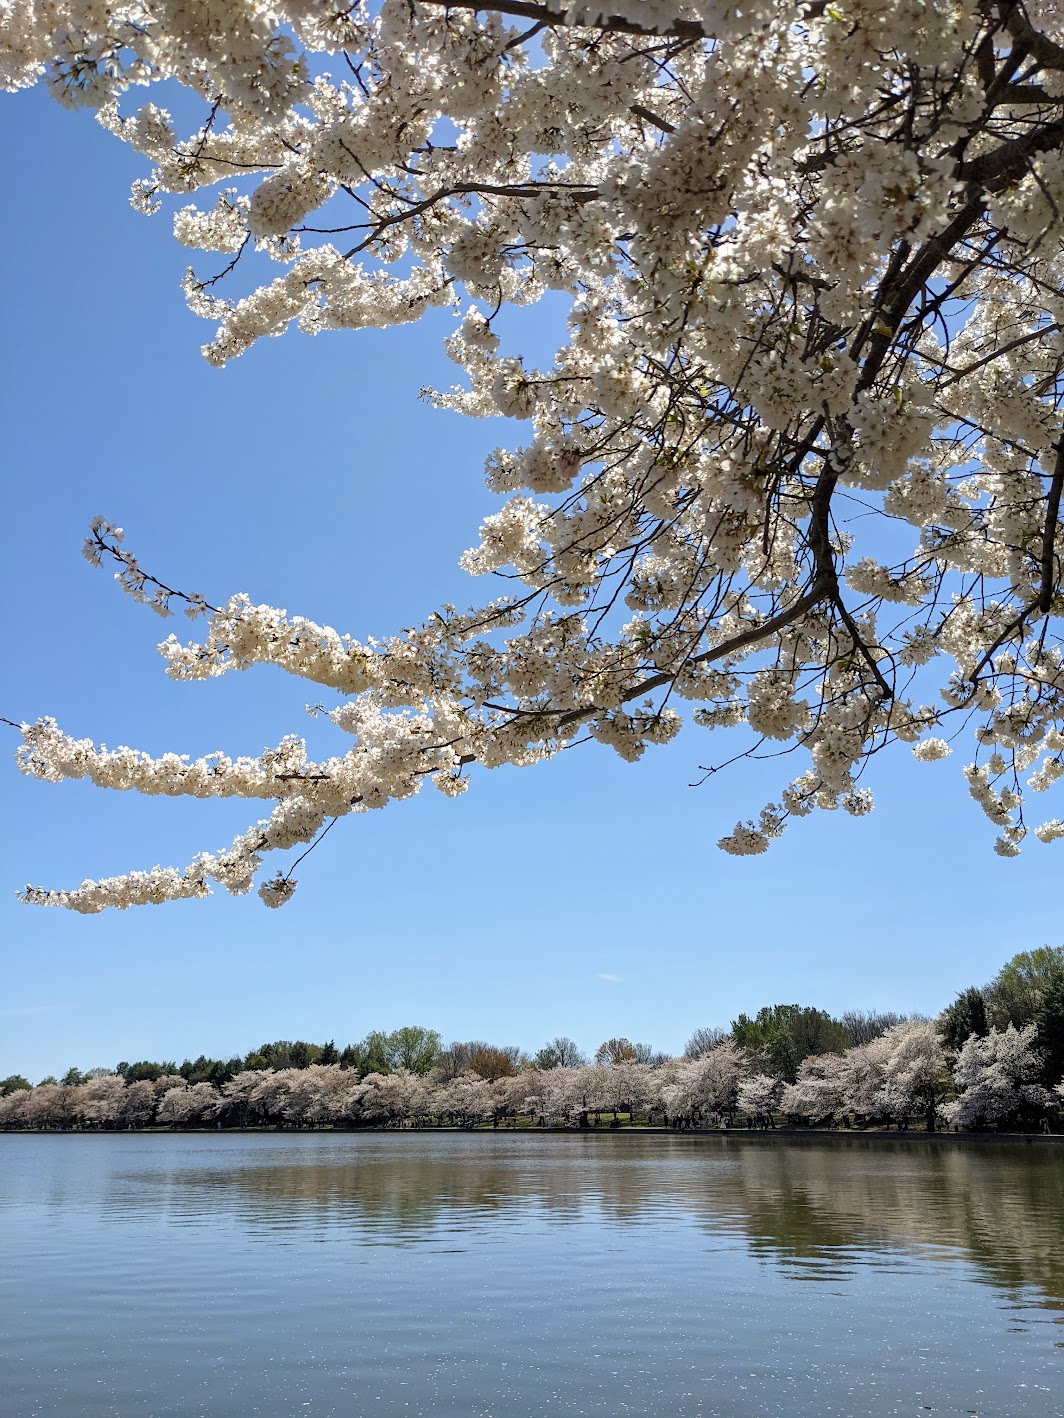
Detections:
[0, 1075, 31, 1095]
[730, 1006, 849, 1083]
[358, 1031, 395, 1075]
[249, 1040, 323, 1071]
[180, 1054, 241, 1087]
[116, 1060, 177, 1082]
[986, 947, 1064, 1030]
[60, 1067, 84, 1087]
[386, 1027, 442, 1075]
[1033, 978, 1064, 1088]
[939, 988, 990, 1052]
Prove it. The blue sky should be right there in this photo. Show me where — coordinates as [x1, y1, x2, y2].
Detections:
[1, 88, 1059, 1081]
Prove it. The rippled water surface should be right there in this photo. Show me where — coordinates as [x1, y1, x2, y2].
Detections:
[1, 1132, 1062, 1417]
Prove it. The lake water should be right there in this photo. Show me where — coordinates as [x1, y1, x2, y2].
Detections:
[0, 1132, 1061, 1417]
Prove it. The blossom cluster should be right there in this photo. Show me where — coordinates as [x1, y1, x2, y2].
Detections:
[3, 0, 1063, 906]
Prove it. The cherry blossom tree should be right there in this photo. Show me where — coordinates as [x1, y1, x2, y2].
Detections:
[493, 1069, 543, 1123]
[279, 1063, 351, 1124]
[247, 1068, 301, 1122]
[780, 1051, 853, 1123]
[156, 1081, 221, 1125]
[21, 1083, 80, 1129]
[839, 1043, 889, 1122]
[220, 1068, 278, 1125]
[434, 1071, 494, 1127]
[119, 1079, 158, 1128]
[939, 1021, 1051, 1127]
[347, 1068, 428, 1124]
[663, 1039, 747, 1123]
[2, 0, 1062, 908]
[75, 1073, 128, 1128]
[599, 1058, 657, 1119]
[736, 1072, 783, 1123]
[0, 1089, 31, 1128]
[781, 1020, 948, 1125]
[870, 1018, 949, 1125]
[539, 1064, 587, 1125]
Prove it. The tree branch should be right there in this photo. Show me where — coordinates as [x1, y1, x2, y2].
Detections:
[1039, 435, 1064, 615]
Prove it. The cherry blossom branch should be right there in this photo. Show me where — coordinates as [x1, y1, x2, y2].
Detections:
[6, 0, 1064, 901]
[964, 440, 1064, 682]
[414, 0, 716, 40]
[415, 0, 834, 41]
[1039, 436, 1064, 617]
[83, 519, 219, 618]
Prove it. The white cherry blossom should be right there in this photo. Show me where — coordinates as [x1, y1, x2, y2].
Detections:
[2, 0, 1062, 907]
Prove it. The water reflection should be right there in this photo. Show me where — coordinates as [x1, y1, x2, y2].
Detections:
[89, 1134, 1064, 1306]
[2, 1133, 1062, 1417]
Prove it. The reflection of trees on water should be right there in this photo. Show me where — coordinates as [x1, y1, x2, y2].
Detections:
[116, 1136, 1064, 1308]
[717, 1140, 1064, 1307]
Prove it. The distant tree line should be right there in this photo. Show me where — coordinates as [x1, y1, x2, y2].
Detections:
[2, 950, 1061, 1135]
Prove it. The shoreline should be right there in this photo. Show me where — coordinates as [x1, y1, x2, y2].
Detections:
[2, 1125, 1061, 1144]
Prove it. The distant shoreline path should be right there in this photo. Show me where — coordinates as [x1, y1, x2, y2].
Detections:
[3, 1126, 1061, 1144]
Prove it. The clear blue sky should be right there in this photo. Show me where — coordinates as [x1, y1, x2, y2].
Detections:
[1, 88, 1058, 1082]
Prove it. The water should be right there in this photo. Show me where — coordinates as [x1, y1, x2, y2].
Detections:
[1, 1132, 1061, 1417]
